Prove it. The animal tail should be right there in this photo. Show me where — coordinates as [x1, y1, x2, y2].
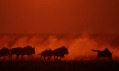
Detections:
[92, 49, 100, 52]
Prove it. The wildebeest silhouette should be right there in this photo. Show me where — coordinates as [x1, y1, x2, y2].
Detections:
[92, 48, 112, 60]
[53, 46, 69, 60]
[10, 47, 23, 59]
[10, 46, 35, 60]
[0, 47, 10, 59]
[38, 48, 53, 60]
[22, 46, 35, 59]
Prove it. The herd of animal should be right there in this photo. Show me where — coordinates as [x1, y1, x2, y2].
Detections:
[0, 46, 35, 60]
[38, 46, 69, 60]
[0, 45, 112, 61]
[0, 46, 69, 60]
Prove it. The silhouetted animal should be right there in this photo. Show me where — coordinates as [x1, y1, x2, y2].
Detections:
[53, 46, 69, 60]
[92, 48, 112, 60]
[38, 49, 53, 60]
[10, 46, 35, 60]
[22, 46, 35, 59]
[0, 47, 10, 59]
[10, 47, 23, 59]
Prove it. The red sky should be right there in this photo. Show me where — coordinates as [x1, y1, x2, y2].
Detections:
[0, 0, 119, 34]
[0, 0, 119, 61]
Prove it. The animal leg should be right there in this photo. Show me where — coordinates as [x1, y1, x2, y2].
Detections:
[96, 55, 99, 59]
[40, 55, 42, 60]
[21, 55, 24, 59]
[43, 56, 46, 60]
[10, 55, 13, 60]
[16, 55, 19, 60]
[47, 56, 51, 61]
[56, 56, 58, 60]
[4, 56, 5, 60]
[28, 55, 31, 60]
[59, 56, 61, 60]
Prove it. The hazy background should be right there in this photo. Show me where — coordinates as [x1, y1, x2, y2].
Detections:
[0, 34, 119, 61]
[0, 0, 119, 34]
[0, 0, 119, 61]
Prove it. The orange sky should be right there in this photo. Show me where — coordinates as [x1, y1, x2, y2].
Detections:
[0, 0, 119, 61]
[0, 0, 119, 34]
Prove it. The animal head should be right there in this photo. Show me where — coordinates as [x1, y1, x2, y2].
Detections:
[24, 46, 35, 54]
[104, 48, 112, 60]
[61, 46, 69, 54]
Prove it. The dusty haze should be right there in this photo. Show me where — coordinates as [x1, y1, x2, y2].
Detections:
[0, 0, 119, 61]
[0, 33, 119, 61]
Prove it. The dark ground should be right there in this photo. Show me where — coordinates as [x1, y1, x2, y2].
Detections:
[0, 60, 119, 71]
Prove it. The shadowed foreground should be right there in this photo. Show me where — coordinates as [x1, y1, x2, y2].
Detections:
[0, 60, 119, 71]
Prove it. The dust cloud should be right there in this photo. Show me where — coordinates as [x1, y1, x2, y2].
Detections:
[0, 33, 119, 61]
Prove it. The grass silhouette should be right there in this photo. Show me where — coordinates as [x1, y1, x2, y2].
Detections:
[0, 60, 118, 71]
